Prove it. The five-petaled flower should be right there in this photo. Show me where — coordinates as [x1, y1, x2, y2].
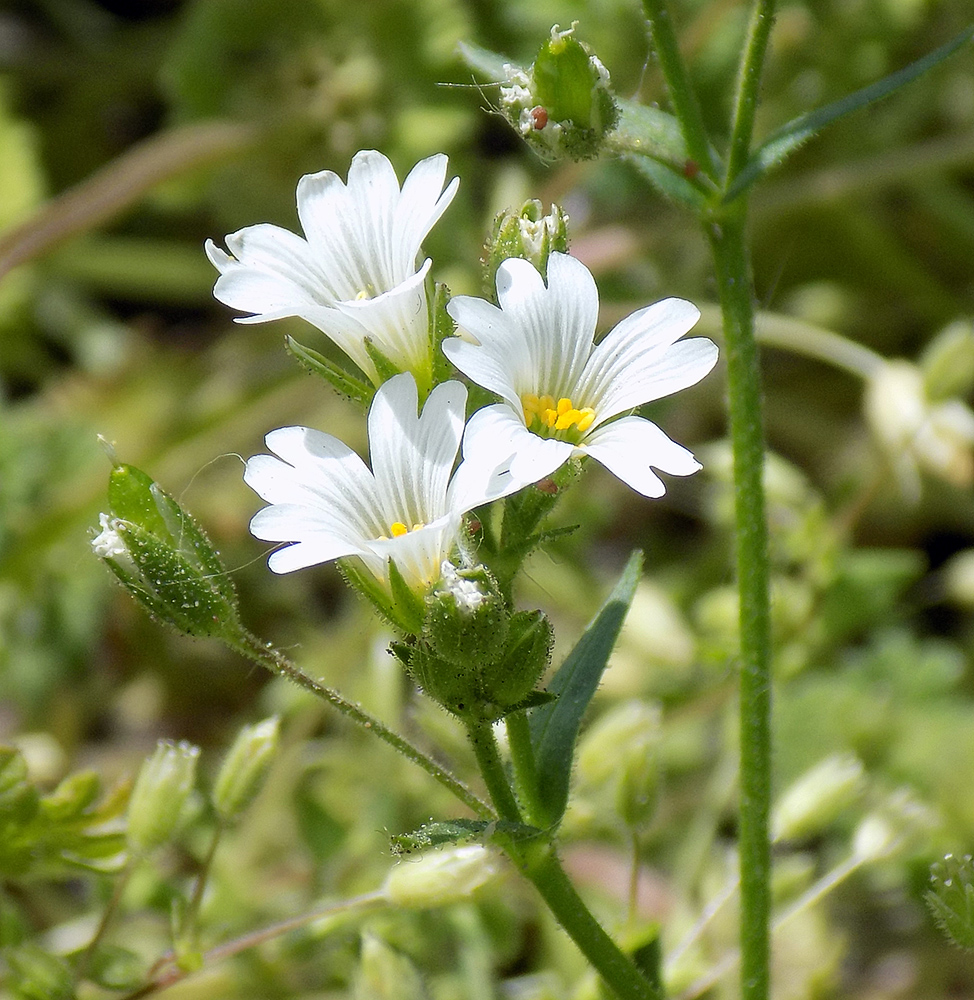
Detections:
[444, 252, 718, 497]
[244, 373, 512, 593]
[206, 150, 458, 389]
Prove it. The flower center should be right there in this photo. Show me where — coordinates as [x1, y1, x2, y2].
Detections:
[521, 394, 596, 443]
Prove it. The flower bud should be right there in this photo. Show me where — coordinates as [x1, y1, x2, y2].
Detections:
[423, 562, 508, 667]
[926, 853, 974, 951]
[920, 319, 974, 402]
[483, 200, 569, 294]
[354, 934, 425, 1000]
[499, 23, 619, 161]
[212, 717, 280, 824]
[92, 460, 244, 642]
[864, 360, 974, 497]
[480, 609, 553, 709]
[382, 845, 500, 908]
[851, 788, 936, 863]
[127, 740, 199, 855]
[577, 700, 661, 830]
[771, 754, 865, 842]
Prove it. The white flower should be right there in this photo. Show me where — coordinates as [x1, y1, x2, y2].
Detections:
[444, 252, 718, 497]
[206, 150, 459, 386]
[244, 373, 512, 591]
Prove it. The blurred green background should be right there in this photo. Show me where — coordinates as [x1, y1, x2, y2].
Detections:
[2, 0, 974, 997]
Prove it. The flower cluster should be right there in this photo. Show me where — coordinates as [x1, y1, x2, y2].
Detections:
[206, 149, 718, 608]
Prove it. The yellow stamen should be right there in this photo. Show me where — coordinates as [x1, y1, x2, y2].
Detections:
[521, 392, 596, 438]
[390, 522, 409, 537]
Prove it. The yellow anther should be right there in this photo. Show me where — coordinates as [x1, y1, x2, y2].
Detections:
[555, 407, 583, 430]
[556, 397, 573, 416]
[390, 522, 409, 537]
[355, 289, 370, 300]
[576, 408, 596, 432]
[542, 408, 558, 428]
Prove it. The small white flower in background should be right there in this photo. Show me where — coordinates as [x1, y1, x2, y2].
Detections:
[244, 373, 513, 592]
[206, 150, 458, 386]
[864, 359, 974, 500]
[444, 252, 719, 497]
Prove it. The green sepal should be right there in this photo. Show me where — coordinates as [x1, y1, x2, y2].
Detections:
[724, 26, 974, 204]
[482, 609, 552, 707]
[285, 335, 373, 408]
[148, 482, 228, 584]
[528, 550, 643, 827]
[533, 34, 596, 133]
[108, 464, 169, 538]
[926, 853, 974, 951]
[338, 557, 422, 635]
[431, 281, 456, 387]
[363, 337, 402, 385]
[387, 558, 426, 636]
[107, 520, 242, 641]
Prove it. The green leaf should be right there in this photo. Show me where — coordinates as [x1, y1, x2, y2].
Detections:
[528, 550, 643, 827]
[391, 818, 543, 855]
[927, 853, 974, 951]
[627, 154, 711, 212]
[611, 97, 689, 170]
[285, 335, 373, 408]
[455, 41, 512, 83]
[725, 26, 974, 203]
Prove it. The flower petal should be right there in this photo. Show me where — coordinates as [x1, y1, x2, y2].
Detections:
[578, 299, 718, 423]
[365, 512, 462, 589]
[367, 374, 466, 530]
[462, 403, 573, 490]
[581, 415, 701, 497]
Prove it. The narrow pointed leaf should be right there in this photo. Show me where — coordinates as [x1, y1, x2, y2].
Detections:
[725, 26, 974, 203]
[610, 98, 689, 170]
[528, 550, 643, 826]
[285, 335, 373, 408]
[628, 155, 711, 212]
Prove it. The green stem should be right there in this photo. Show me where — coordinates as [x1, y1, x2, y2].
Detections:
[76, 862, 133, 982]
[466, 720, 522, 823]
[641, 0, 715, 178]
[505, 710, 545, 825]
[181, 821, 224, 950]
[513, 841, 656, 1000]
[233, 631, 492, 820]
[726, 0, 777, 184]
[706, 207, 772, 1000]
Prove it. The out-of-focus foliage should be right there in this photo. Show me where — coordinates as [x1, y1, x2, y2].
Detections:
[1, 0, 974, 996]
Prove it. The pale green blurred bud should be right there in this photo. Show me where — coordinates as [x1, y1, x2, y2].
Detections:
[926, 853, 974, 951]
[942, 549, 974, 608]
[852, 788, 936, 863]
[127, 740, 199, 854]
[577, 700, 661, 829]
[771, 754, 865, 842]
[499, 22, 619, 162]
[354, 934, 425, 1000]
[212, 717, 279, 824]
[864, 360, 974, 498]
[484, 200, 569, 293]
[92, 457, 244, 642]
[921, 319, 974, 402]
[382, 845, 500, 908]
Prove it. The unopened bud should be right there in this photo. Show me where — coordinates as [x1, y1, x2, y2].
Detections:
[383, 845, 500, 908]
[498, 22, 619, 161]
[355, 934, 425, 1000]
[772, 754, 865, 842]
[484, 200, 569, 293]
[921, 319, 974, 402]
[212, 717, 279, 824]
[127, 740, 199, 854]
[424, 562, 508, 667]
[481, 609, 553, 708]
[92, 460, 244, 642]
[577, 700, 661, 829]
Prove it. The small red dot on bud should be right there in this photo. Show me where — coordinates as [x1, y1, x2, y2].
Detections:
[529, 106, 548, 130]
[535, 478, 558, 495]
[683, 159, 700, 179]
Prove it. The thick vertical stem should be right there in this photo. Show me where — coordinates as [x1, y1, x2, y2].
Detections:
[706, 207, 772, 1000]
[466, 720, 522, 823]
